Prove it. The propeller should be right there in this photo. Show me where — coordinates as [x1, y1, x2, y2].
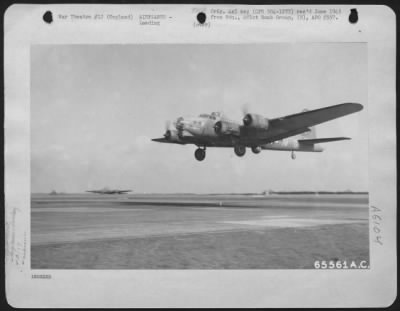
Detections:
[164, 120, 172, 139]
[165, 120, 171, 130]
[175, 117, 184, 130]
[243, 114, 252, 126]
[213, 121, 222, 134]
[241, 103, 253, 126]
[241, 103, 250, 116]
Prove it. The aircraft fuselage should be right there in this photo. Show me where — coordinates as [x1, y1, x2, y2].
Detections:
[152, 103, 362, 161]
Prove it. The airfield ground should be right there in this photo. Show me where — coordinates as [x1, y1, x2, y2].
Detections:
[31, 193, 369, 269]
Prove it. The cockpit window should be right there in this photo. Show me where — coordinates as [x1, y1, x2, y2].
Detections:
[198, 112, 222, 119]
[210, 112, 221, 120]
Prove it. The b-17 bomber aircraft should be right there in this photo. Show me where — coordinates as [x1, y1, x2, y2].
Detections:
[86, 187, 132, 194]
[152, 103, 363, 161]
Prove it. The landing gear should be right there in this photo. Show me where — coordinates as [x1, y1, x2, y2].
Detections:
[195, 147, 206, 161]
[291, 150, 296, 160]
[251, 146, 261, 154]
[234, 145, 246, 157]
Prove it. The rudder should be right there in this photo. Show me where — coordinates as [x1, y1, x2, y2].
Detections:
[300, 126, 316, 140]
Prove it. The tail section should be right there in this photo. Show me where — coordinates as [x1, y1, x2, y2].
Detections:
[299, 126, 316, 140]
[298, 137, 351, 145]
[298, 109, 317, 140]
[297, 109, 350, 145]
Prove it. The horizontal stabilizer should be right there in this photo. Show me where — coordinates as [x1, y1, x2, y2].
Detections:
[263, 103, 362, 143]
[298, 137, 351, 145]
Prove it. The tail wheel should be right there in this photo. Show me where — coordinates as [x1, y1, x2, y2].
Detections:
[234, 145, 246, 157]
[195, 148, 206, 161]
[291, 151, 296, 160]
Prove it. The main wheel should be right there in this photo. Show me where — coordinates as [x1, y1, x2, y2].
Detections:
[234, 145, 246, 157]
[251, 146, 261, 154]
[194, 148, 206, 161]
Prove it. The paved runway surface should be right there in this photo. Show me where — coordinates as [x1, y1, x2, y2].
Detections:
[31, 194, 369, 269]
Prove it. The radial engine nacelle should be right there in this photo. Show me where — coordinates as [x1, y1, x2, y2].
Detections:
[243, 113, 270, 129]
[214, 120, 240, 135]
[164, 129, 181, 142]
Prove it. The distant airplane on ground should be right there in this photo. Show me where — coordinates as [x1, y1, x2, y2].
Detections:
[152, 103, 363, 161]
[86, 187, 132, 194]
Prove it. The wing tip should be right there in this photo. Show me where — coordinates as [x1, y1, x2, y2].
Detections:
[332, 136, 352, 141]
[343, 102, 363, 112]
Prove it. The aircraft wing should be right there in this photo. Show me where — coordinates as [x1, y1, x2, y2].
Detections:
[151, 138, 186, 144]
[261, 103, 363, 143]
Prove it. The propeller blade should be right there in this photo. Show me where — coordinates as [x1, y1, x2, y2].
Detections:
[242, 103, 254, 126]
[163, 120, 172, 139]
[164, 129, 171, 139]
[241, 103, 250, 116]
[165, 120, 171, 131]
[175, 117, 184, 130]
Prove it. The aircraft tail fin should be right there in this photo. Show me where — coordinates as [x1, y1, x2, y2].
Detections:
[298, 137, 351, 145]
[298, 109, 317, 140]
[299, 126, 316, 140]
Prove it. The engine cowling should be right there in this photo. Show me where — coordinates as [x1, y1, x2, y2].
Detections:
[243, 113, 269, 129]
[164, 129, 181, 142]
[214, 121, 240, 135]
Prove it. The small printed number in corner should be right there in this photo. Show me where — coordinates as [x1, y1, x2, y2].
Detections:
[314, 260, 369, 269]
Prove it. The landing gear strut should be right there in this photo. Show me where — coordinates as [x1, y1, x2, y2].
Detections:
[195, 147, 206, 161]
[291, 150, 296, 160]
[234, 145, 246, 157]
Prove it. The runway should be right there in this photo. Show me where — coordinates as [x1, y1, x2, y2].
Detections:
[31, 193, 369, 269]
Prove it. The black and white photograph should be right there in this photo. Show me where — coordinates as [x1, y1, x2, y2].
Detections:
[30, 43, 369, 269]
[4, 4, 396, 308]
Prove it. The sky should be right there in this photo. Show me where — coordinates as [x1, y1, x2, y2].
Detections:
[31, 43, 368, 193]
